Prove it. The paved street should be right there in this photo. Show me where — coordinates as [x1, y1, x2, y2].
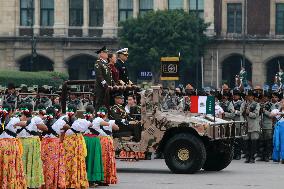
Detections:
[97, 159, 284, 189]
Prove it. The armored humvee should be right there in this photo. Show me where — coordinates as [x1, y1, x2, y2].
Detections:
[61, 80, 247, 174]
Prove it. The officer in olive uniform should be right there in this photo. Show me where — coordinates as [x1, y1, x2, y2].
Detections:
[116, 48, 132, 85]
[110, 92, 141, 142]
[94, 46, 112, 111]
[232, 89, 244, 160]
[260, 92, 273, 162]
[220, 92, 235, 121]
[243, 90, 261, 163]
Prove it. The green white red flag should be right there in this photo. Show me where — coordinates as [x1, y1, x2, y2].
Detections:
[190, 96, 215, 115]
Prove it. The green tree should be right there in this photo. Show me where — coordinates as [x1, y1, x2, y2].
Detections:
[119, 10, 209, 85]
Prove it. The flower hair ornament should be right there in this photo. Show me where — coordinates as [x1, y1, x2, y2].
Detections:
[20, 107, 31, 114]
[97, 107, 107, 118]
[38, 108, 46, 115]
[44, 114, 54, 120]
[83, 112, 92, 120]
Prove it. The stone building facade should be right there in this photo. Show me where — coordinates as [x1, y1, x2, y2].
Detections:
[0, 0, 214, 80]
[1, 0, 283, 87]
[204, 0, 284, 88]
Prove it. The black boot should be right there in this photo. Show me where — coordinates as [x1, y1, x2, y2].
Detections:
[263, 139, 271, 162]
[233, 138, 242, 160]
[250, 140, 257, 163]
[244, 139, 250, 163]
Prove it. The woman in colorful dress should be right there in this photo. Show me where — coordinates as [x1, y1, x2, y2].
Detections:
[0, 104, 28, 189]
[63, 115, 91, 188]
[41, 106, 69, 189]
[83, 105, 105, 187]
[16, 103, 47, 188]
[95, 106, 119, 185]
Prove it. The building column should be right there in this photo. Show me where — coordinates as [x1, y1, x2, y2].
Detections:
[83, 0, 89, 36]
[204, 0, 215, 36]
[154, 0, 168, 10]
[184, 0, 189, 12]
[54, 0, 67, 37]
[252, 62, 266, 86]
[270, 0, 276, 35]
[133, 0, 139, 18]
[34, 0, 40, 35]
[102, 0, 117, 38]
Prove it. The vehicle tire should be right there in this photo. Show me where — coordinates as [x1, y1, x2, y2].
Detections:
[202, 143, 234, 171]
[164, 133, 206, 174]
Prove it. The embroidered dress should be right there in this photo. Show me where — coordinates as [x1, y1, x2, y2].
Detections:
[18, 116, 45, 188]
[0, 138, 27, 189]
[97, 119, 118, 184]
[41, 118, 66, 189]
[63, 119, 89, 188]
[84, 117, 105, 182]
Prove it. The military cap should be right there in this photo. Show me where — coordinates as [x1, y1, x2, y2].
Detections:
[113, 92, 124, 99]
[116, 48, 129, 55]
[7, 83, 15, 90]
[96, 46, 108, 54]
[233, 89, 241, 96]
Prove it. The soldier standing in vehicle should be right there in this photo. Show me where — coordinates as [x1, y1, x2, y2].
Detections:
[232, 89, 244, 160]
[220, 93, 235, 121]
[260, 92, 273, 162]
[94, 46, 112, 110]
[116, 48, 132, 85]
[243, 91, 261, 163]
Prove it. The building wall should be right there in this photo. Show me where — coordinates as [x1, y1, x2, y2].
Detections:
[247, 0, 270, 36]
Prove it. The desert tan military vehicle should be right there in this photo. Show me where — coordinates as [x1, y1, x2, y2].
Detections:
[61, 80, 247, 174]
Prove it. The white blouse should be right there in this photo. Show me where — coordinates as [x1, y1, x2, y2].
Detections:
[65, 119, 91, 135]
[17, 116, 44, 138]
[0, 117, 20, 138]
[43, 118, 65, 138]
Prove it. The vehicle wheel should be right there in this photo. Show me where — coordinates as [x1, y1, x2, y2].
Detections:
[164, 133, 206, 174]
[202, 143, 234, 171]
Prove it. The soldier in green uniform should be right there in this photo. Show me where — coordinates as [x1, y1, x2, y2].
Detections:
[220, 93, 235, 121]
[110, 92, 141, 142]
[260, 92, 273, 162]
[232, 89, 244, 160]
[243, 90, 261, 163]
[94, 46, 112, 111]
